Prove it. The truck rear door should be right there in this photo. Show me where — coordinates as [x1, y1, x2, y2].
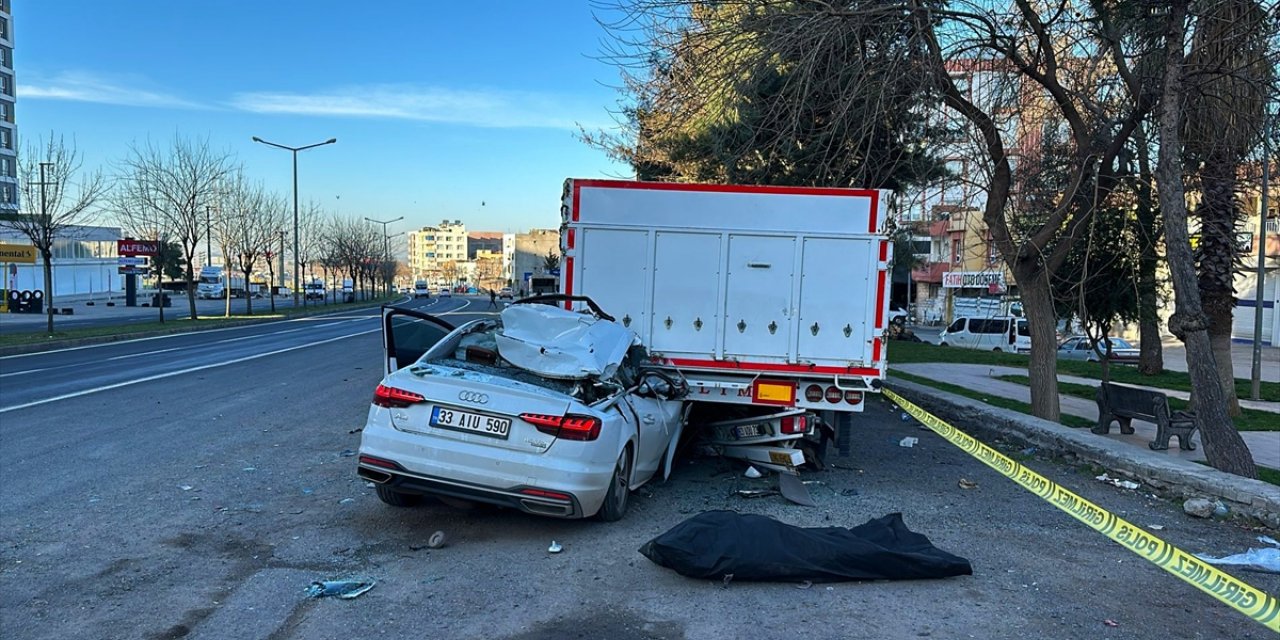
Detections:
[650, 231, 721, 356]
[722, 235, 796, 360]
[796, 237, 877, 365]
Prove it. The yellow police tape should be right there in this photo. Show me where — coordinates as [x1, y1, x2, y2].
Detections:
[883, 388, 1280, 633]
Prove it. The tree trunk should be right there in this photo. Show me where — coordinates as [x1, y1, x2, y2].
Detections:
[41, 250, 54, 334]
[1018, 266, 1061, 421]
[1154, 0, 1256, 478]
[244, 269, 254, 316]
[1196, 165, 1243, 415]
[1134, 132, 1164, 375]
[185, 260, 198, 321]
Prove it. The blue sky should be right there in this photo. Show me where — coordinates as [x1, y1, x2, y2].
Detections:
[16, 1, 635, 236]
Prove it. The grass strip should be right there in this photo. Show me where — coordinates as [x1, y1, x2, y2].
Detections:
[996, 375, 1280, 433]
[888, 340, 1278, 402]
[0, 296, 399, 348]
[890, 370, 1096, 429]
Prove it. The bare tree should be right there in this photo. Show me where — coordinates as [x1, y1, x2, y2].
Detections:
[214, 171, 280, 317]
[116, 135, 234, 320]
[296, 200, 327, 305]
[4, 134, 108, 333]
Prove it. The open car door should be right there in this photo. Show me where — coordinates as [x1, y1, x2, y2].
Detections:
[382, 305, 457, 376]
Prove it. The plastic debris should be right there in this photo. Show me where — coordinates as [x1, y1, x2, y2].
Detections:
[899, 437, 918, 448]
[306, 579, 375, 599]
[1195, 536, 1280, 574]
[427, 531, 447, 549]
[778, 472, 816, 507]
[1094, 474, 1139, 490]
[795, 580, 813, 590]
[339, 498, 355, 505]
[1149, 524, 1165, 531]
[1103, 619, 1119, 628]
[548, 541, 563, 554]
[1020, 447, 1037, 456]
[736, 489, 780, 499]
[721, 574, 734, 589]
[339, 449, 356, 458]
[744, 466, 764, 479]
[180, 485, 193, 491]
[958, 479, 978, 490]
[900, 412, 911, 422]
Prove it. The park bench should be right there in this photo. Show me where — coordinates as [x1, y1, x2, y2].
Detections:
[1092, 381, 1199, 451]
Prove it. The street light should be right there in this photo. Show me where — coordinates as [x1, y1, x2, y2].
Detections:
[366, 216, 404, 295]
[251, 136, 337, 308]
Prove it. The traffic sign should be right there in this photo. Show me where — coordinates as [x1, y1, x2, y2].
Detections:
[0, 242, 37, 263]
[118, 266, 148, 276]
[118, 256, 147, 266]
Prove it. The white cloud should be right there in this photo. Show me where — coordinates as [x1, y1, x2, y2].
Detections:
[19, 71, 201, 109]
[230, 85, 606, 130]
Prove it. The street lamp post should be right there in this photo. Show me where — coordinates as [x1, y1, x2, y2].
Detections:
[251, 136, 336, 308]
[365, 216, 403, 295]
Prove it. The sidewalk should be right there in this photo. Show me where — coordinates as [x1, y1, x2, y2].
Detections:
[893, 363, 1280, 469]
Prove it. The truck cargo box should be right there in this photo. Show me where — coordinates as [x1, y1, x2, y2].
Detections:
[560, 179, 891, 413]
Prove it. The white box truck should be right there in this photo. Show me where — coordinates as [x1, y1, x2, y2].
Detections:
[559, 179, 891, 432]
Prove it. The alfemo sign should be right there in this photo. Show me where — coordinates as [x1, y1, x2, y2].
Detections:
[0, 243, 37, 264]
[942, 271, 1005, 289]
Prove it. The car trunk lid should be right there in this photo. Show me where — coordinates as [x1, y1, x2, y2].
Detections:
[382, 365, 572, 454]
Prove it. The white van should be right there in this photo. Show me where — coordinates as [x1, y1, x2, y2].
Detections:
[412, 280, 431, 299]
[938, 316, 1030, 353]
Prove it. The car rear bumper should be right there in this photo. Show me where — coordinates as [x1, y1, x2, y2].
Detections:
[357, 409, 614, 518]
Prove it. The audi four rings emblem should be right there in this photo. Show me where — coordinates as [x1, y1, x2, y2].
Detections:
[458, 391, 489, 404]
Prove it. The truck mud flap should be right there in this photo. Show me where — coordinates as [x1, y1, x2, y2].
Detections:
[777, 471, 816, 507]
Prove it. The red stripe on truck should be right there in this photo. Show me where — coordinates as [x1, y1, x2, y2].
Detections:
[571, 178, 881, 200]
[879, 240, 888, 262]
[873, 338, 882, 362]
[666, 358, 880, 377]
[875, 270, 886, 329]
[563, 257, 575, 308]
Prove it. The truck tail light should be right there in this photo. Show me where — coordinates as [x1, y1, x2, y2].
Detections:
[824, 386, 843, 403]
[804, 384, 824, 402]
[780, 415, 808, 434]
[845, 390, 863, 405]
[373, 384, 426, 408]
[520, 413, 602, 441]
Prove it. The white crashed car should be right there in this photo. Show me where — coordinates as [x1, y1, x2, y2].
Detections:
[357, 296, 688, 521]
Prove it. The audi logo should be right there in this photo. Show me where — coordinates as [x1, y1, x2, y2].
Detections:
[458, 391, 489, 404]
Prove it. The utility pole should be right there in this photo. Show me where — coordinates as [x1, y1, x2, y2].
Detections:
[365, 216, 403, 295]
[205, 206, 214, 266]
[1251, 108, 1273, 401]
[251, 136, 336, 310]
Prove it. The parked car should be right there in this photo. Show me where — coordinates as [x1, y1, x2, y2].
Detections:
[1057, 336, 1140, 364]
[356, 296, 688, 521]
[938, 316, 1029, 353]
[498, 287, 515, 300]
[438, 288, 453, 298]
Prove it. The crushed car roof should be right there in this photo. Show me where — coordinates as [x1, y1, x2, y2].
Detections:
[494, 304, 635, 380]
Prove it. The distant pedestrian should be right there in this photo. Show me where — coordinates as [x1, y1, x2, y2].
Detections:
[488, 289, 498, 309]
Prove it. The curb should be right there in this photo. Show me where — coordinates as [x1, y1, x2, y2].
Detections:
[887, 376, 1280, 529]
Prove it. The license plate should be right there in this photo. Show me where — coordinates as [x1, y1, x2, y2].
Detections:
[733, 424, 763, 439]
[431, 406, 511, 439]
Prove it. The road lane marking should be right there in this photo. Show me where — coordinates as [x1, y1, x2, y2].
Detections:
[883, 388, 1280, 633]
[0, 328, 379, 414]
[106, 347, 180, 361]
[0, 367, 49, 378]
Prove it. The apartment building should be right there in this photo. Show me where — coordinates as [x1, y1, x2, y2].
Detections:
[0, 0, 16, 214]
[407, 220, 467, 283]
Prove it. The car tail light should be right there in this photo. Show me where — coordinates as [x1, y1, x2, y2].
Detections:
[372, 384, 426, 408]
[824, 386, 842, 403]
[780, 415, 808, 434]
[520, 413, 602, 441]
[845, 390, 863, 405]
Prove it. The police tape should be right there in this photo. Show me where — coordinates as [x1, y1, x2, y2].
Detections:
[883, 388, 1280, 634]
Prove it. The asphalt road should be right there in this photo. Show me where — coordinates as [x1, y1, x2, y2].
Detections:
[1, 296, 1276, 639]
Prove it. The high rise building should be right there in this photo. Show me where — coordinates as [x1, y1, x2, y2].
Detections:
[407, 220, 467, 283]
[0, 0, 16, 214]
